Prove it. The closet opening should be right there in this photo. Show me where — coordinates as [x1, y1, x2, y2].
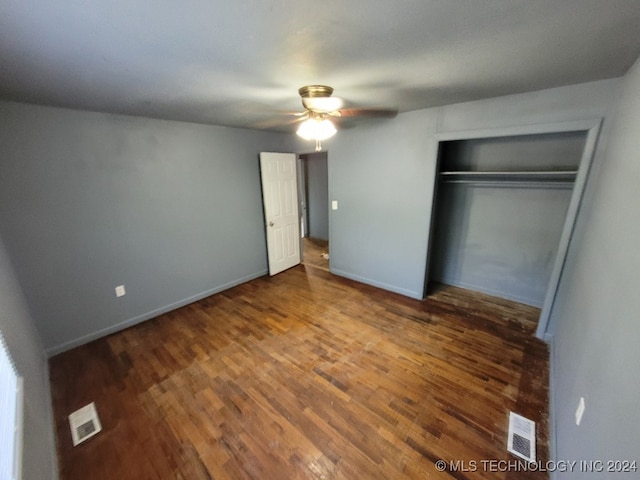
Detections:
[424, 120, 602, 339]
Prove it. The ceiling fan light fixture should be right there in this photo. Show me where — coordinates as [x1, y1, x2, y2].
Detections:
[299, 84, 343, 113]
[296, 117, 337, 141]
[302, 96, 343, 112]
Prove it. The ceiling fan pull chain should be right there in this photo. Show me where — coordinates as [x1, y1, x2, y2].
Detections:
[315, 139, 322, 152]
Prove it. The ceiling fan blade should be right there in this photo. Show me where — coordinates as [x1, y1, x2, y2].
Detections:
[250, 112, 307, 130]
[337, 107, 398, 118]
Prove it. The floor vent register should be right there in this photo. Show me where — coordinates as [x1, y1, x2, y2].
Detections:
[69, 402, 102, 446]
[507, 411, 536, 462]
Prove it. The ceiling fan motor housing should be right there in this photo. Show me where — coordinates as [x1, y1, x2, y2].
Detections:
[298, 85, 334, 98]
[297, 84, 396, 120]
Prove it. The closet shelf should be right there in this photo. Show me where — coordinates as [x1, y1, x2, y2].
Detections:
[440, 170, 578, 182]
[439, 170, 578, 188]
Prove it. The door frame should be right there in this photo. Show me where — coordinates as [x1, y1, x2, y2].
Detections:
[297, 151, 330, 270]
[423, 119, 603, 340]
[297, 155, 309, 238]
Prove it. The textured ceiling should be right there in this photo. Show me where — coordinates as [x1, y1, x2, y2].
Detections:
[1, 0, 639, 132]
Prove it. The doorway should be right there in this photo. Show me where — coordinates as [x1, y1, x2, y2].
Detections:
[298, 152, 330, 271]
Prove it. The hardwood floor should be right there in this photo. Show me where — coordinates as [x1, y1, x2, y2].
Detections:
[49, 266, 549, 479]
[302, 237, 329, 271]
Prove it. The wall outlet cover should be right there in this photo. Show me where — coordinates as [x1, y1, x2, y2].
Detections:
[575, 397, 585, 426]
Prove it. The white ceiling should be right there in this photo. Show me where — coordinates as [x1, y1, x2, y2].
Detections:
[1, 0, 639, 132]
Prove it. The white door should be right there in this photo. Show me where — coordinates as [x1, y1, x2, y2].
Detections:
[260, 152, 301, 275]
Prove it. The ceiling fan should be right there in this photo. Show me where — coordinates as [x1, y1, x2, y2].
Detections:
[294, 85, 397, 151]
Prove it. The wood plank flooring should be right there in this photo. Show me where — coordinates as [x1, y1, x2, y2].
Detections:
[302, 237, 329, 271]
[49, 266, 549, 480]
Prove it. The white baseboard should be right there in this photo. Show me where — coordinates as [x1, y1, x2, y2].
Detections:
[42, 356, 60, 479]
[45, 270, 267, 357]
[433, 275, 542, 307]
[330, 268, 423, 299]
[547, 334, 558, 477]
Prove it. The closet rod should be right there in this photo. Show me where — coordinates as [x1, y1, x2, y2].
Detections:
[439, 170, 577, 177]
[439, 179, 575, 189]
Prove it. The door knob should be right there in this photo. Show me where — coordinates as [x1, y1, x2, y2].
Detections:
[269, 221, 274, 227]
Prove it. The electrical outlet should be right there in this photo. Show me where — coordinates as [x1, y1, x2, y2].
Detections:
[575, 397, 585, 425]
[331, 200, 338, 210]
[115, 285, 126, 297]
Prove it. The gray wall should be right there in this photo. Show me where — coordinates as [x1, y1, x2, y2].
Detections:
[430, 183, 573, 306]
[0, 101, 294, 354]
[547, 57, 640, 477]
[328, 78, 619, 299]
[0, 237, 58, 479]
[328, 111, 440, 297]
[304, 152, 329, 241]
